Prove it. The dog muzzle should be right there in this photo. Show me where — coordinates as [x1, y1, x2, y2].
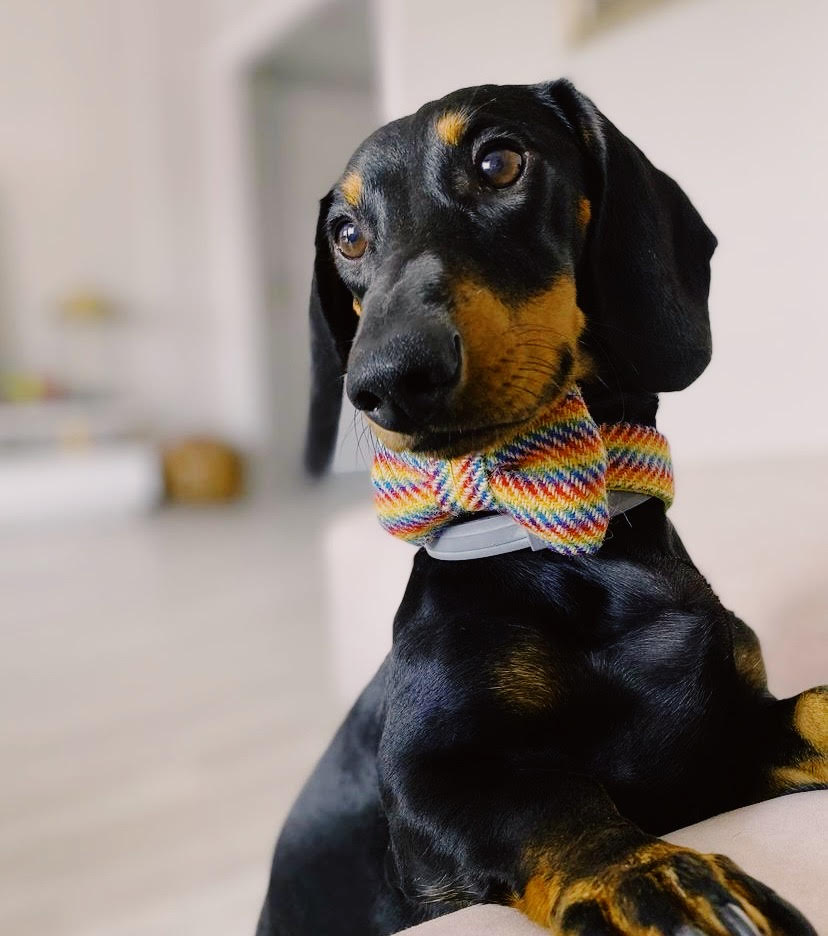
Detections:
[370, 386, 674, 561]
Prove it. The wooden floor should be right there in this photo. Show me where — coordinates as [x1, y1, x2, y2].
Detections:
[1, 462, 826, 935]
[0, 480, 365, 936]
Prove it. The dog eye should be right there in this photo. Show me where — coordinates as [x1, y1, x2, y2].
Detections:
[335, 221, 367, 259]
[477, 148, 524, 188]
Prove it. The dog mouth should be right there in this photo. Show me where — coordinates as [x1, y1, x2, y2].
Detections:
[385, 420, 531, 458]
[368, 401, 563, 459]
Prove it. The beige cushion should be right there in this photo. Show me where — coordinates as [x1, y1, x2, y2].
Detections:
[397, 790, 827, 933]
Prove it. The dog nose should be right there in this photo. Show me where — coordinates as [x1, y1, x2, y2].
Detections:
[346, 325, 462, 430]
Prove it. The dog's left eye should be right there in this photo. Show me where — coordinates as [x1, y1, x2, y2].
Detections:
[335, 221, 367, 259]
[477, 148, 524, 188]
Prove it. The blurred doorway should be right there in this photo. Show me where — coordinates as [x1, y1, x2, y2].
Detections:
[248, 0, 378, 484]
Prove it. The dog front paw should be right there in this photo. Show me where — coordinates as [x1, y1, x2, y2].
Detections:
[514, 841, 816, 935]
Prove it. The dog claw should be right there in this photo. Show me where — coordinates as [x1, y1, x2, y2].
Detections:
[718, 903, 761, 936]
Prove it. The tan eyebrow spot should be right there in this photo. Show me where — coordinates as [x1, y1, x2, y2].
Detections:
[352, 297, 362, 316]
[341, 171, 363, 207]
[435, 110, 470, 146]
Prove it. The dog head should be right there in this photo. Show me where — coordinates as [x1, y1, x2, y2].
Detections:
[304, 79, 717, 474]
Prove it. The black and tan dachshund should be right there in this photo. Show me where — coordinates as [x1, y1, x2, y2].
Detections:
[257, 80, 827, 936]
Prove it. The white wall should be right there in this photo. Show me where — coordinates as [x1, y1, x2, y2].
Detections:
[0, 0, 138, 370]
[0, 0, 226, 431]
[563, 0, 828, 467]
[374, 0, 564, 122]
[376, 0, 828, 466]
[0, 0, 326, 441]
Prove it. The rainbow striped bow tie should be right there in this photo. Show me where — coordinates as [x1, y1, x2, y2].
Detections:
[371, 387, 674, 556]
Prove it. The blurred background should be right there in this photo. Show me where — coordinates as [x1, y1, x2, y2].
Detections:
[0, 0, 825, 934]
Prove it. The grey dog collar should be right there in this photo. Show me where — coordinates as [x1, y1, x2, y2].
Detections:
[424, 491, 651, 561]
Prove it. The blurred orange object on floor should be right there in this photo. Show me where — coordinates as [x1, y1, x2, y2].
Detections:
[162, 437, 244, 503]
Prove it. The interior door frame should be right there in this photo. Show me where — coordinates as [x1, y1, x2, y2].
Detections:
[201, 0, 331, 452]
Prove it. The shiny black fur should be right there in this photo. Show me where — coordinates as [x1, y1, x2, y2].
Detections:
[258, 80, 824, 935]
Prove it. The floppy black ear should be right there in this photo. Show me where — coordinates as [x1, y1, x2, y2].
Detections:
[304, 193, 358, 476]
[541, 79, 717, 393]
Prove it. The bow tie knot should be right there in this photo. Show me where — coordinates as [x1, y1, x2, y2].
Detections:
[433, 454, 496, 516]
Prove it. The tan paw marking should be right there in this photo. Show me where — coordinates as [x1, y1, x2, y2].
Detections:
[512, 842, 773, 934]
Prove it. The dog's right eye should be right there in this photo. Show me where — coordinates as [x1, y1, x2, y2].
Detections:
[335, 221, 367, 259]
[477, 147, 524, 188]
